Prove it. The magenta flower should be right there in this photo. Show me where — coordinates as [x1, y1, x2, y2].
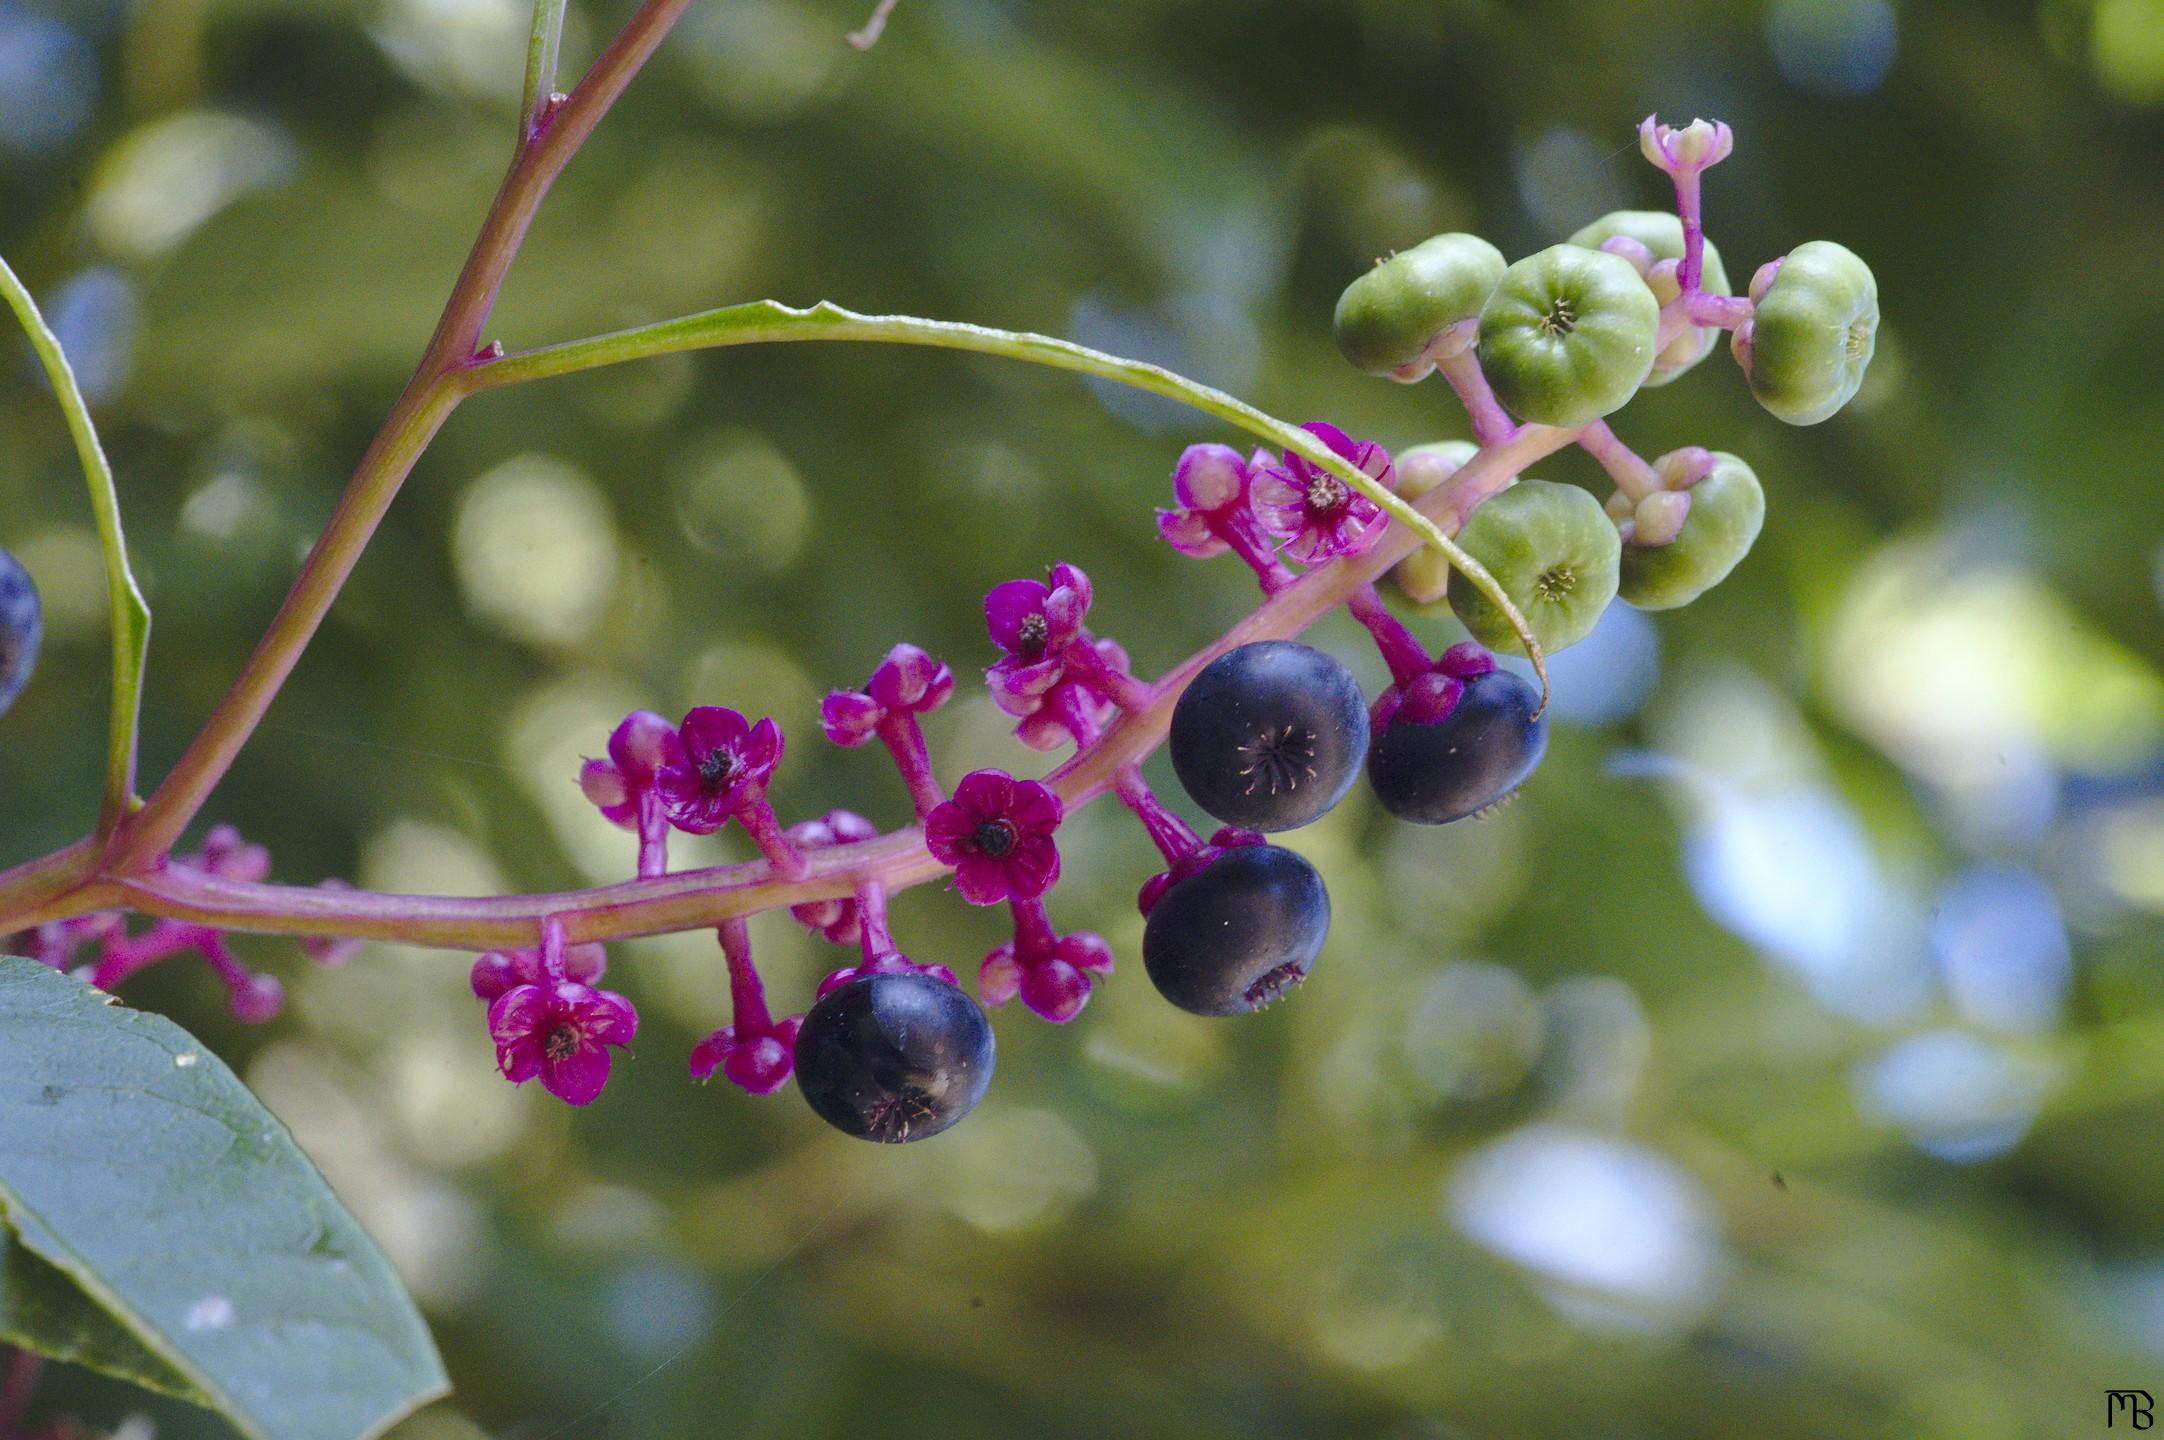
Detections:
[984, 563, 1091, 710]
[488, 979, 639, 1106]
[689, 1013, 802, 1095]
[784, 809, 881, 944]
[1156, 443, 1247, 558]
[924, 769, 1063, 904]
[1251, 422, 1395, 564]
[981, 929, 1113, 1024]
[653, 706, 784, 835]
[581, 710, 683, 828]
[821, 644, 952, 747]
[195, 823, 271, 883]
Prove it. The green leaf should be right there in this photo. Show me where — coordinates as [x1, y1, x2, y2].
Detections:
[0, 255, 152, 835]
[1, 1228, 206, 1405]
[0, 957, 449, 1440]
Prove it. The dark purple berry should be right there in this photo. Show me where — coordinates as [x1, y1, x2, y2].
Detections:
[1168, 641, 1368, 832]
[1367, 668, 1547, 825]
[0, 547, 41, 717]
[1141, 844, 1330, 1016]
[793, 971, 994, 1143]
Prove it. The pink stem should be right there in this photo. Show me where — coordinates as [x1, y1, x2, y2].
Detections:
[1054, 684, 1104, 749]
[874, 713, 944, 819]
[1009, 896, 1056, 958]
[537, 914, 567, 976]
[1215, 509, 1296, 593]
[1435, 349, 1518, 447]
[855, 879, 894, 960]
[1114, 767, 1201, 865]
[1578, 420, 1663, 502]
[1061, 640, 1152, 712]
[635, 790, 670, 879]
[738, 797, 809, 880]
[11, 425, 1581, 952]
[1683, 291, 1752, 328]
[1346, 584, 1433, 687]
[1674, 169, 1706, 293]
[718, 916, 773, 1032]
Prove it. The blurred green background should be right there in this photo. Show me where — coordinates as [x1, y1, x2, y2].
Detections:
[5, 0, 2164, 1435]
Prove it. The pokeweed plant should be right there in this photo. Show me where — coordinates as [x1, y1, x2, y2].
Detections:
[0, 1, 1876, 1431]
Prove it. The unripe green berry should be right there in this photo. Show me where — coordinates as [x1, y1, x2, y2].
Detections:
[1333, 233, 1508, 379]
[1617, 450, 1765, 610]
[1476, 245, 1661, 426]
[1449, 478, 1620, 655]
[1734, 240, 1878, 426]
[1390, 440, 1478, 607]
[1567, 210, 1731, 385]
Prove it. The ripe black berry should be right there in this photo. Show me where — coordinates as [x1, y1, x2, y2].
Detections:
[1142, 844, 1331, 1016]
[0, 547, 41, 718]
[1367, 668, 1547, 825]
[1168, 641, 1368, 832]
[794, 971, 995, 1143]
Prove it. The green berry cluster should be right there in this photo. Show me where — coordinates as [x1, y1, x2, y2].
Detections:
[1330, 123, 1876, 654]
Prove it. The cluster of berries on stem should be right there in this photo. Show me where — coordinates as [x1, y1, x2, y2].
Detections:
[0, 115, 1876, 1146]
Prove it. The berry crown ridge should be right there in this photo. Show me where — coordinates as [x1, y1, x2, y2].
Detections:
[0, 115, 1876, 1145]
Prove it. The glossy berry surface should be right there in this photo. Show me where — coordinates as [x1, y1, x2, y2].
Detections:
[1618, 450, 1766, 610]
[1476, 244, 1660, 426]
[0, 547, 41, 717]
[1169, 641, 1370, 832]
[1368, 668, 1548, 825]
[1448, 478, 1621, 656]
[794, 972, 994, 1143]
[1737, 240, 1878, 426]
[1142, 843, 1330, 1016]
[1566, 209, 1732, 385]
[1332, 232, 1506, 378]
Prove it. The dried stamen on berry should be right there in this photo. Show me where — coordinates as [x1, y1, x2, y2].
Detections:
[972, 818, 1018, 858]
[1238, 725, 1319, 796]
[1305, 473, 1349, 515]
[1242, 960, 1308, 1010]
[1540, 297, 1578, 337]
[862, 1088, 939, 1142]
[1470, 788, 1524, 821]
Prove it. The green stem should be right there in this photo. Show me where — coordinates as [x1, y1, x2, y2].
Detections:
[521, 0, 570, 138]
[462, 298, 1551, 699]
[0, 257, 151, 837]
[104, 0, 695, 872]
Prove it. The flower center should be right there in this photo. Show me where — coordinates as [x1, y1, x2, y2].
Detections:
[1015, 612, 1050, 659]
[1539, 297, 1577, 338]
[1535, 564, 1577, 602]
[699, 749, 739, 788]
[1846, 317, 1873, 361]
[972, 818, 1019, 858]
[1305, 474, 1348, 516]
[1239, 725, 1319, 796]
[543, 1023, 581, 1062]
